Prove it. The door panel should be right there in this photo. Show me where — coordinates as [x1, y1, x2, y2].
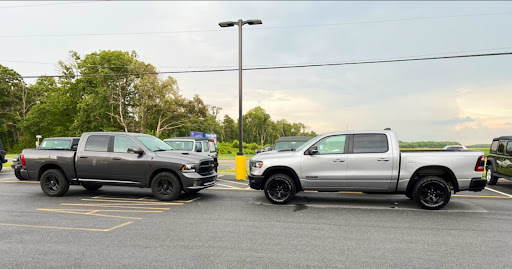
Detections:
[346, 134, 394, 190]
[76, 135, 112, 179]
[110, 135, 148, 182]
[301, 135, 347, 189]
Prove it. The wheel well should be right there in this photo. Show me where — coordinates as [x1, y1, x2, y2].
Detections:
[486, 158, 497, 172]
[38, 164, 65, 181]
[148, 169, 181, 189]
[406, 166, 458, 194]
[262, 166, 302, 191]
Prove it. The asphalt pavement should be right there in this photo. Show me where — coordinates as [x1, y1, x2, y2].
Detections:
[1, 169, 512, 268]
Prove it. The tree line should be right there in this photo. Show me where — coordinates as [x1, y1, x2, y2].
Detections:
[0, 50, 315, 152]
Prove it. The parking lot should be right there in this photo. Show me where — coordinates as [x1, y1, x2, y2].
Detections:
[1, 168, 512, 268]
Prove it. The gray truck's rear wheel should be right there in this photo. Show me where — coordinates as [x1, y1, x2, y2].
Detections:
[151, 172, 182, 201]
[486, 166, 498, 185]
[82, 183, 102, 191]
[412, 176, 451, 210]
[264, 173, 296, 204]
[40, 169, 69, 197]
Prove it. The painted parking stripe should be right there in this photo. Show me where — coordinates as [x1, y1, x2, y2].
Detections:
[217, 178, 249, 186]
[0, 221, 133, 232]
[484, 187, 512, 198]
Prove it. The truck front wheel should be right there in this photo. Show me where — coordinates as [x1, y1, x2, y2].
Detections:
[412, 176, 451, 210]
[264, 173, 296, 204]
[151, 172, 182, 201]
[40, 169, 70, 197]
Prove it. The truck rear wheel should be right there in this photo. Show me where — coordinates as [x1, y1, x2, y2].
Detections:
[264, 173, 296, 204]
[151, 172, 182, 201]
[486, 166, 498, 185]
[40, 169, 69, 197]
[412, 176, 451, 210]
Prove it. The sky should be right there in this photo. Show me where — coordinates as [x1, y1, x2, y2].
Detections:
[1, 1, 512, 145]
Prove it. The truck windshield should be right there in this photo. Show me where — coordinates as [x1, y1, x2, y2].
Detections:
[40, 139, 71, 149]
[165, 141, 194, 151]
[135, 136, 173, 152]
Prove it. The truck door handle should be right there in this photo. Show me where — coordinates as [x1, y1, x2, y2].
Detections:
[78, 156, 88, 159]
[333, 159, 345, 162]
[112, 157, 121, 160]
[378, 158, 389, 162]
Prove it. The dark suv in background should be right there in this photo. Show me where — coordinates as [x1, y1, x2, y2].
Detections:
[486, 136, 512, 185]
[0, 138, 6, 172]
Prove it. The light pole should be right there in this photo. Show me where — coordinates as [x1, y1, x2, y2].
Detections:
[219, 19, 262, 180]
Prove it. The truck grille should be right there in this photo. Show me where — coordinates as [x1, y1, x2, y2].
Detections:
[197, 160, 215, 176]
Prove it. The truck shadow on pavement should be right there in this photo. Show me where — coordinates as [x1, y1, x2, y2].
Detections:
[251, 192, 488, 212]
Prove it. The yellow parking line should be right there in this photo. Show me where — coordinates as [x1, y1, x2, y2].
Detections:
[37, 208, 143, 220]
[81, 199, 184, 205]
[89, 195, 201, 203]
[175, 197, 202, 203]
[210, 187, 254, 191]
[0, 222, 133, 232]
[61, 203, 171, 210]
[217, 179, 249, 186]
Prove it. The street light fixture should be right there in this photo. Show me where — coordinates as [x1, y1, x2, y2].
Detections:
[219, 19, 263, 180]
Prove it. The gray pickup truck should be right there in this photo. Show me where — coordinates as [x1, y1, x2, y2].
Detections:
[20, 132, 217, 201]
[249, 130, 486, 210]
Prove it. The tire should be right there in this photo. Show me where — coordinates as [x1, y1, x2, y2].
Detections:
[82, 183, 102, 191]
[264, 173, 296, 204]
[151, 172, 182, 201]
[412, 176, 451, 210]
[40, 169, 70, 197]
[14, 169, 26, 180]
[486, 166, 498, 185]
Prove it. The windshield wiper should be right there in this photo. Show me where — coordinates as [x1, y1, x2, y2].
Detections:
[278, 149, 295, 152]
[153, 149, 169, 152]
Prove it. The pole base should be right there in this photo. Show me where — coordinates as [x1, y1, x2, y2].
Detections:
[235, 155, 247, 180]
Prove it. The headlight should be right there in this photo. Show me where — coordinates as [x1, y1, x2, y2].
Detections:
[181, 164, 197, 173]
[250, 161, 264, 169]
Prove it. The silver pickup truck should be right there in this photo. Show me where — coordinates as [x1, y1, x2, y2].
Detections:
[20, 132, 217, 201]
[248, 130, 486, 210]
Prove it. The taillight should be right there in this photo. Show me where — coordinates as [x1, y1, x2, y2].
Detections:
[21, 154, 26, 167]
[475, 155, 485, 172]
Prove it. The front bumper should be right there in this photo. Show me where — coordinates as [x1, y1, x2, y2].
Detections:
[469, 177, 487, 191]
[248, 174, 265, 190]
[180, 172, 217, 191]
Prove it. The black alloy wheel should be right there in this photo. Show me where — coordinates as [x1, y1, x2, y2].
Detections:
[151, 172, 182, 201]
[264, 173, 296, 204]
[40, 169, 70, 197]
[412, 176, 451, 210]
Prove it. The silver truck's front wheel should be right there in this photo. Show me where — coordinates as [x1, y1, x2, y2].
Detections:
[412, 176, 451, 210]
[264, 173, 296, 204]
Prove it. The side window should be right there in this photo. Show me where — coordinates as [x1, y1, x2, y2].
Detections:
[353, 134, 388, 153]
[314, 135, 346, 155]
[114, 136, 140, 153]
[203, 141, 209, 152]
[195, 142, 202, 152]
[84, 135, 110, 152]
[506, 142, 512, 156]
[490, 141, 499, 153]
[497, 142, 505, 154]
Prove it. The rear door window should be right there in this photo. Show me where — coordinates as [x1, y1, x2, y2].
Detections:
[203, 141, 209, 152]
[497, 142, 506, 154]
[84, 135, 110, 152]
[490, 141, 499, 153]
[353, 134, 389, 153]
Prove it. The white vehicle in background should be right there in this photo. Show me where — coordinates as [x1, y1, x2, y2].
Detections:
[164, 137, 218, 171]
[442, 145, 467, 151]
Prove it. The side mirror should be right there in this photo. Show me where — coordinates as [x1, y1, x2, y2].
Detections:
[127, 147, 144, 155]
[308, 146, 319, 155]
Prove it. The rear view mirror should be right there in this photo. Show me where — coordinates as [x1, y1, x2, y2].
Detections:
[127, 147, 144, 155]
[308, 146, 319, 155]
